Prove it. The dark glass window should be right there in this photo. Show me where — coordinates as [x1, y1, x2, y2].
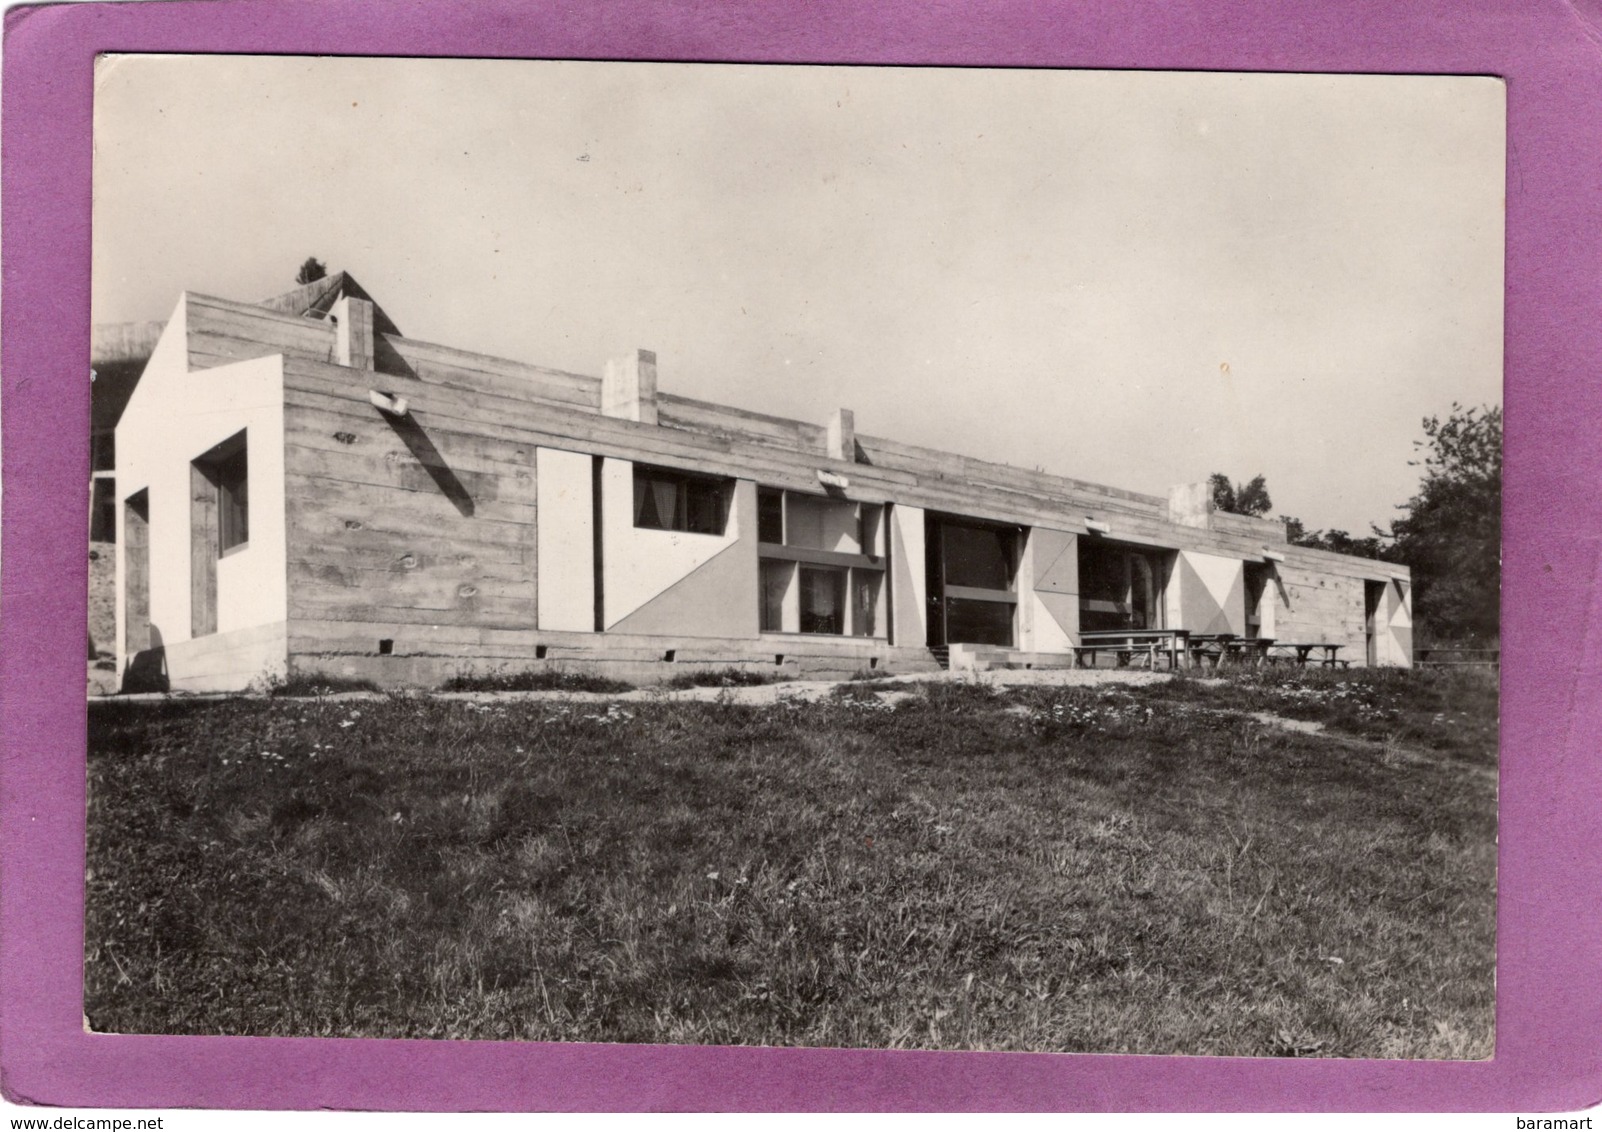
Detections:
[1079, 544, 1126, 605]
[89, 477, 117, 543]
[91, 429, 116, 473]
[852, 571, 880, 637]
[760, 559, 792, 632]
[633, 467, 730, 535]
[784, 493, 861, 553]
[217, 447, 249, 552]
[799, 567, 846, 634]
[942, 524, 1015, 590]
[758, 488, 785, 544]
[1078, 543, 1164, 632]
[945, 597, 1014, 646]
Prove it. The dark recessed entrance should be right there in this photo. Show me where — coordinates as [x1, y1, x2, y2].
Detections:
[924, 514, 1020, 648]
[1077, 540, 1168, 632]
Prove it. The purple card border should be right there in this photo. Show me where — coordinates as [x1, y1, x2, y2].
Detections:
[4, 0, 1600, 1112]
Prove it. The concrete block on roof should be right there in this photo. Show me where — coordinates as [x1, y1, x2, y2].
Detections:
[603, 349, 659, 425]
[827, 408, 855, 461]
[1168, 481, 1214, 529]
[333, 296, 374, 370]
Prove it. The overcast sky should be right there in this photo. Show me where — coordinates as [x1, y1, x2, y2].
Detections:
[93, 57, 1504, 534]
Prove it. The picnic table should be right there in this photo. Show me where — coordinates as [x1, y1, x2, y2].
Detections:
[1265, 642, 1347, 668]
[1188, 634, 1273, 667]
[1075, 629, 1190, 670]
[1185, 633, 1232, 668]
[1228, 638, 1274, 665]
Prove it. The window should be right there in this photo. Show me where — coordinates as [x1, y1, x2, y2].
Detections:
[190, 431, 247, 639]
[945, 596, 1014, 646]
[942, 523, 1014, 590]
[217, 446, 249, 552]
[799, 567, 846, 634]
[760, 559, 793, 633]
[758, 487, 785, 544]
[852, 570, 881, 638]
[192, 431, 248, 557]
[89, 476, 117, 543]
[756, 489, 887, 638]
[633, 466, 730, 535]
[91, 429, 116, 474]
[784, 493, 863, 554]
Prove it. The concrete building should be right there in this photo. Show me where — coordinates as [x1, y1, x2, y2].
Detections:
[112, 274, 1412, 691]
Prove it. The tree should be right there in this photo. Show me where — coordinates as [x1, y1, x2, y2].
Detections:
[296, 257, 327, 285]
[1381, 404, 1502, 644]
[1234, 474, 1272, 518]
[1281, 517, 1383, 559]
[1209, 473, 1235, 513]
[1209, 472, 1272, 517]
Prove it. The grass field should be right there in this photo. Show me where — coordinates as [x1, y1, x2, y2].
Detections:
[84, 667, 1497, 1057]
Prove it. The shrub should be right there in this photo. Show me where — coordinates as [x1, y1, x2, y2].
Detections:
[440, 668, 634, 694]
[265, 673, 381, 697]
[661, 667, 785, 690]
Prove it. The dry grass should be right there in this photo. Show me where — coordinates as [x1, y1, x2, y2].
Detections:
[84, 667, 1496, 1056]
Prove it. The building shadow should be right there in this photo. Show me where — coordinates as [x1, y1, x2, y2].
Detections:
[381, 408, 475, 517]
[373, 334, 418, 381]
[121, 624, 169, 693]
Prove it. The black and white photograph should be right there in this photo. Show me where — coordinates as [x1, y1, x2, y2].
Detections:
[86, 56, 1503, 1058]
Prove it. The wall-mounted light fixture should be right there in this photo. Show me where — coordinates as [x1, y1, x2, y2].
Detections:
[1084, 518, 1111, 534]
[369, 389, 410, 417]
[1262, 548, 1286, 562]
[817, 469, 850, 489]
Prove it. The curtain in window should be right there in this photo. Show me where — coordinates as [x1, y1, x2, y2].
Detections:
[635, 476, 681, 529]
[799, 567, 844, 634]
[652, 479, 679, 528]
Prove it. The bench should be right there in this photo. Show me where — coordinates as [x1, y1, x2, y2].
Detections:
[1186, 634, 1273, 668]
[1075, 629, 1190, 671]
[1265, 643, 1347, 668]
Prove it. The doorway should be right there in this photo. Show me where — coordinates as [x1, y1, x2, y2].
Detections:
[1077, 541, 1167, 633]
[1244, 562, 1271, 639]
[1365, 579, 1385, 665]
[124, 490, 150, 654]
[924, 515, 1020, 648]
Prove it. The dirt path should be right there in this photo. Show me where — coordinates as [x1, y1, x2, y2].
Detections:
[92, 666, 1171, 706]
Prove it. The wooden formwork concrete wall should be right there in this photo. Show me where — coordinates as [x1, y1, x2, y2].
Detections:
[184, 294, 531, 677]
[287, 634, 939, 689]
[171, 290, 1410, 684]
[1268, 565, 1368, 657]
